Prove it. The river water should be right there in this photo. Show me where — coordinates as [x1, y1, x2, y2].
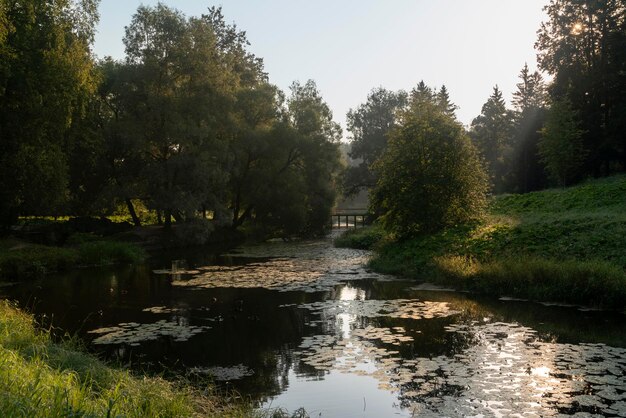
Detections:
[2, 233, 626, 417]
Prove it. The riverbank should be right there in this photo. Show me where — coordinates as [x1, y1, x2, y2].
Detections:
[0, 300, 253, 417]
[336, 175, 626, 311]
[0, 237, 146, 280]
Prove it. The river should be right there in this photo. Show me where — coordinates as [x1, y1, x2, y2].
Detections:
[2, 232, 626, 417]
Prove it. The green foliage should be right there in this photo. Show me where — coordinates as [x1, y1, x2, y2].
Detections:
[343, 88, 407, 196]
[434, 256, 626, 309]
[0, 239, 145, 279]
[536, 0, 626, 175]
[0, 0, 100, 225]
[0, 300, 252, 417]
[74, 241, 146, 266]
[170, 219, 216, 247]
[245, 80, 342, 238]
[512, 63, 547, 113]
[334, 225, 386, 250]
[492, 175, 626, 215]
[470, 86, 515, 193]
[539, 99, 587, 186]
[355, 175, 626, 310]
[372, 86, 489, 236]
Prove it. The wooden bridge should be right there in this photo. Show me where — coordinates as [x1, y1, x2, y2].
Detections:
[330, 209, 370, 229]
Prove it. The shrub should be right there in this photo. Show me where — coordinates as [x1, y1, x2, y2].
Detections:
[334, 225, 386, 250]
[372, 97, 489, 237]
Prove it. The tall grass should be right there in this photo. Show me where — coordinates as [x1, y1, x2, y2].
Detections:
[333, 225, 386, 250]
[0, 239, 146, 280]
[337, 175, 626, 310]
[0, 300, 220, 417]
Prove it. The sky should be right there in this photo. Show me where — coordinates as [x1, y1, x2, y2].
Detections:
[94, 0, 549, 137]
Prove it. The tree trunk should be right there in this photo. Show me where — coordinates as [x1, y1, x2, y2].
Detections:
[125, 198, 141, 227]
[164, 209, 172, 230]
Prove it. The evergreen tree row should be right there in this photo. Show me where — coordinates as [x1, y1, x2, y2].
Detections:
[344, 0, 626, 224]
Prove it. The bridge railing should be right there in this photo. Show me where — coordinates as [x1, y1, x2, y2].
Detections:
[330, 210, 370, 229]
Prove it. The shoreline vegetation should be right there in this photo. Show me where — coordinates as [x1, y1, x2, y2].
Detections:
[0, 300, 252, 417]
[0, 235, 147, 281]
[336, 175, 626, 312]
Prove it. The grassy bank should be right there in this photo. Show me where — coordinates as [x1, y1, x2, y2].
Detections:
[0, 236, 146, 280]
[337, 175, 626, 310]
[0, 300, 251, 417]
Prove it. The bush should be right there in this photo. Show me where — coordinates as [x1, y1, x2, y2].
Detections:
[171, 219, 215, 247]
[372, 97, 489, 237]
[334, 225, 386, 250]
[75, 241, 146, 265]
[0, 239, 146, 280]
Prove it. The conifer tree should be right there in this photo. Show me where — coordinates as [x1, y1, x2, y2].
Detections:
[470, 86, 514, 193]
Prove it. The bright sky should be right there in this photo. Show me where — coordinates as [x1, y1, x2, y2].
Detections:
[94, 0, 549, 136]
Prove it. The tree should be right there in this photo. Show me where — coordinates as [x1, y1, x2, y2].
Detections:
[536, 0, 626, 175]
[470, 86, 515, 193]
[509, 63, 549, 193]
[372, 89, 488, 237]
[512, 63, 547, 112]
[224, 80, 341, 237]
[539, 99, 587, 186]
[285, 80, 342, 236]
[226, 82, 285, 229]
[436, 84, 458, 117]
[343, 87, 407, 196]
[0, 0, 99, 226]
[119, 4, 257, 228]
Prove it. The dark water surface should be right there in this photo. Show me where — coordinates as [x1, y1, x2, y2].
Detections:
[2, 233, 626, 417]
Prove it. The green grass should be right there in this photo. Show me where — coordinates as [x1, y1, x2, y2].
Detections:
[0, 238, 146, 280]
[0, 300, 252, 417]
[340, 175, 626, 310]
[333, 224, 386, 250]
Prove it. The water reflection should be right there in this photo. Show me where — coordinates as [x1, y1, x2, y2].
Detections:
[2, 236, 626, 417]
[336, 285, 365, 339]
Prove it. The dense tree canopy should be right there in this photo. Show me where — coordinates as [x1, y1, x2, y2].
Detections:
[510, 63, 549, 193]
[536, 0, 626, 175]
[539, 99, 587, 186]
[343, 87, 407, 196]
[0, 2, 342, 239]
[372, 86, 488, 237]
[470, 86, 515, 193]
[3, 0, 626, 240]
[0, 0, 99, 226]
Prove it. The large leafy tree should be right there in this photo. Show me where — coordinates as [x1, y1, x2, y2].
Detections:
[536, 0, 626, 175]
[118, 4, 258, 228]
[226, 82, 285, 229]
[373, 86, 488, 237]
[470, 86, 515, 193]
[284, 80, 342, 236]
[232, 80, 341, 237]
[343, 87, 407, 196]
[0, 0, 99, 226]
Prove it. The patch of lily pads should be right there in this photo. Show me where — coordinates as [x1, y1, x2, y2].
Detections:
[188, 364, 254, 381]
[171, 238, 395, 292]
[293, 316, 626, 416]
[142, 306, 182, 314]
[88, 319, 211, 346]
[291, 298, 460, 320]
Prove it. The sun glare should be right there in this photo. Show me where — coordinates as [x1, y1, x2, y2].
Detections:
[572, 22, 584, 35]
